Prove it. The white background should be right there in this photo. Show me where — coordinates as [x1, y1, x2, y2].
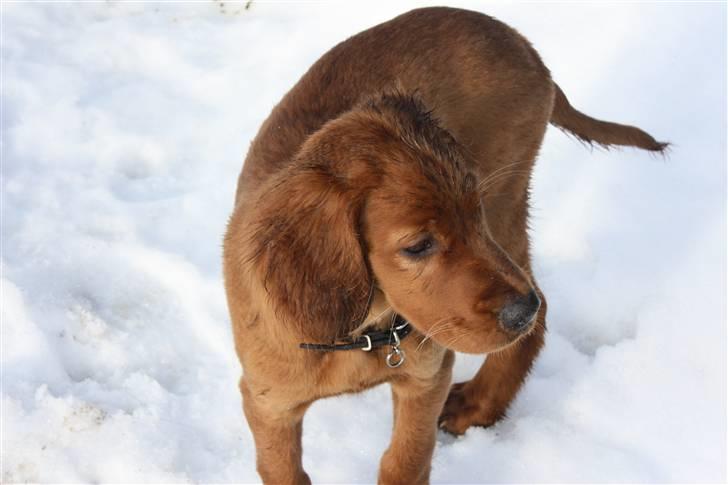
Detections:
[2, 2, 726, 482]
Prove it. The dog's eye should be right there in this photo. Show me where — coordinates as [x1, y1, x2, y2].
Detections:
[402, 237, 436, 259]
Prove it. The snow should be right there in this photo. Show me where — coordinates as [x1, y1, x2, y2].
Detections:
[2, 1, 725, 483]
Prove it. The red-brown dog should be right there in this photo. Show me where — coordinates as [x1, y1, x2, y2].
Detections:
[224, 7, 666, 484]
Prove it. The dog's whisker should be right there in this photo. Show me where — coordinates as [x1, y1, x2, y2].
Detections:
[416, 321, 456, 352]
[478, 169, 531, 195]
[416, 323, 448, 351]
[478, 172, 530, 194]
[435, 321, 469, 350]
[477, 160, 529, 189]
[479, 159, 527, 180]
[415, 317, 459, 352]
[477, 160, 530, 190]
[441, 330, 467, 350]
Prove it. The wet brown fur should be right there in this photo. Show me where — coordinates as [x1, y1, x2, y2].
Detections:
[223, 7, 666, 484]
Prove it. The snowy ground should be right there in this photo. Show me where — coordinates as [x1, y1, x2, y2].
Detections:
[2, 2, 726, 483]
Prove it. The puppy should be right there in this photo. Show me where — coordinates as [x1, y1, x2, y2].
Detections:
[223, 7, 666, 484]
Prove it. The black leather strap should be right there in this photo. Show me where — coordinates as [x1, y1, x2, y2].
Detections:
[300, 315, 412, 352]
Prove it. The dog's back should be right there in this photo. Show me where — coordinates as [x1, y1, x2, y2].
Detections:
[235, 6, 665, 204]
[235, 7, 552, 200]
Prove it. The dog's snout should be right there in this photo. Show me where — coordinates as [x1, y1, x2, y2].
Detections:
[499, 290, 540, 332]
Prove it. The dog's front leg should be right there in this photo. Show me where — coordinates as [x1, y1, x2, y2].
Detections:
[240, 378, 311, 485]
[378, 350, 454, 485]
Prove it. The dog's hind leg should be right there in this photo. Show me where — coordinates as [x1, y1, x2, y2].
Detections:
[439, 290, 547, 436]
[378, 349, 454, 485]
[240, 378, 311, 485]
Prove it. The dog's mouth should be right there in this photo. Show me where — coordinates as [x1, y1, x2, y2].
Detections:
[409, 310, 538, 355]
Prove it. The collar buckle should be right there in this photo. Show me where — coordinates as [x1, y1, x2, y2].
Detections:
[361, 334, 373, 352]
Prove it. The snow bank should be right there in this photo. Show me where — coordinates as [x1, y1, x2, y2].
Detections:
[2, 2, 725, 483]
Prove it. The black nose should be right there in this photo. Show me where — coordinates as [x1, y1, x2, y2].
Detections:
[499, 290, 541, 332]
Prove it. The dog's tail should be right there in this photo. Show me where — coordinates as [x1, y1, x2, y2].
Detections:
[550, 83, 668, 153]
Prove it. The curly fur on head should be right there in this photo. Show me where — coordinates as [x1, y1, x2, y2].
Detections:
[237, 91, 475, 343]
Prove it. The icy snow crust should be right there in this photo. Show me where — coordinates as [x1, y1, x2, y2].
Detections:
[2, 2, 726, 483]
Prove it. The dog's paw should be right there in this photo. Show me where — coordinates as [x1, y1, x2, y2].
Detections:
[438, 381, 506, 435]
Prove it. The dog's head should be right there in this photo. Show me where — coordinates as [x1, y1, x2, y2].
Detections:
[240, 93, 539, 354]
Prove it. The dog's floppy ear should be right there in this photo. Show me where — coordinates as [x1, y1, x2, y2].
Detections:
[244, 162, 372, 342]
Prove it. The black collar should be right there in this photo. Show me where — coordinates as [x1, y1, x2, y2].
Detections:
[299, 314, 412, 352]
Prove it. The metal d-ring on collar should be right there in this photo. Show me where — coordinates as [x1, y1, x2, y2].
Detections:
[385, 326, 405, 368]
[299, 314, 412, 368]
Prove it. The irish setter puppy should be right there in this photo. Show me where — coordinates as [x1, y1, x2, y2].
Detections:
[223, 7, 665, 484]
